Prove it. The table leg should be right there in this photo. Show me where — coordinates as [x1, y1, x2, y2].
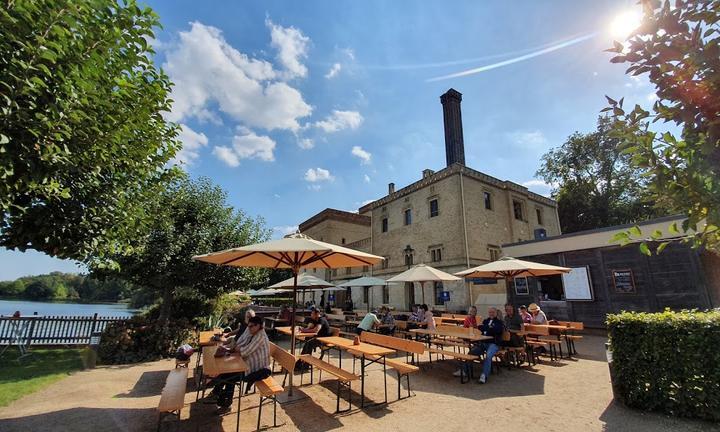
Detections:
[382, 354, 388, 404]
[360, 355, 366, 408]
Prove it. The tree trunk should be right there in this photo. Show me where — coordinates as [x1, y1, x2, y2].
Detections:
[158, 285, 173, 326]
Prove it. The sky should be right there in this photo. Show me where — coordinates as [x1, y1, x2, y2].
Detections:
[0, 0, 659, 280]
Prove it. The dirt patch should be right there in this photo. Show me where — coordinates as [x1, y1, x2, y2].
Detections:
[0, 335, 716, 431]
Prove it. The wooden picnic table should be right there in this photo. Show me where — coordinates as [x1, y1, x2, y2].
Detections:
[316, 336, 395, 408]
[439, 316, 465, 325]
[199, 345, 248, 432]
[410, 327, 493, 343]
[275, 326, 316, 341]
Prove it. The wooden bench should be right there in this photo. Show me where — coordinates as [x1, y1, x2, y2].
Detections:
[427, 348, 478, 383]
[255, 343, 297, 431]
[299, 354, 359, 413]
[523, 324, 562, 362]
[555, 321, 584, 355]
[157, 368, 188, 431]
[356, 331, 425, 399]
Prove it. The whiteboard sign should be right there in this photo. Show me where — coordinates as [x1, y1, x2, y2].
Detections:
[562, 266, 594, 301]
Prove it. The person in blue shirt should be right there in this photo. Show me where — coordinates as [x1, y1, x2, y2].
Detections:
[468, 307, 504, 383]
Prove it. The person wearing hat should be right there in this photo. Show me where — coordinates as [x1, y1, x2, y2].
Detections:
[356, 309, 381, 335]
[528, 303, 548, 324]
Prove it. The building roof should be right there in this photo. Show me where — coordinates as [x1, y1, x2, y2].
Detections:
[298, 208, 371, 232]
[502, 214, 687, 257]
[358, 163, 556, 213]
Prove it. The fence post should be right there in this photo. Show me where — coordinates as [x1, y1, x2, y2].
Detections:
[26, 316, 37, 348]
[90, 313, 98, 335]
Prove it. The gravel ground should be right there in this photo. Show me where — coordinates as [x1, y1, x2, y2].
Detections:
[0, 335, 717, 432]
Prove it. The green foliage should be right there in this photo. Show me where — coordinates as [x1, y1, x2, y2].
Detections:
[98, 316, 191, 364]
[607, 309, 720, 421]
[605, 0, 720, 252]
[94, 177, 271, 323]
[0, 0, 181, 263]
[0, 349, 84, 407]
[537, 116, 661, 233]
[0, 271, 134, 302]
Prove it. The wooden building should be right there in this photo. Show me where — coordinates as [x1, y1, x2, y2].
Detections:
[502, 215, 720, 328]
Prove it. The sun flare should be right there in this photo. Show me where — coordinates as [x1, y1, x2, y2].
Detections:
[610, 10, 642, 40]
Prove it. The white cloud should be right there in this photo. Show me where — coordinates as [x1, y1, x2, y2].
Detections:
[304, 168, 334, 182]
[172, 124, 208, 165]
[212, 131, 276, 166]
[314, 110, 363, 133]
[521, 179, 557, 197]
[509, 130, 547, 147]
[351, 146, 372, 164]
[163, 22, 312, 131]
[273, 225, 299, 237]
[266, 19, 310, 79]
[363, 174, 371, 183]
[341, 48, 355, 61]
[360, 199, 375, 206]
[212, 146, 240, 167]
[646, 92, 659, 102]
[298, 138, 314, 149]
[325, 63, 342, 79]
[232, 132, 276, 161]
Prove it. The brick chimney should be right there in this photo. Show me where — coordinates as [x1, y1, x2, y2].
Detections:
[440, 88, 465, 167]
[388, 182, 395, 194]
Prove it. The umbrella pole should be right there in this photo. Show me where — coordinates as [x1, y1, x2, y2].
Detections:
[289, 271, 298, 396]
[421, 282, 426, 304]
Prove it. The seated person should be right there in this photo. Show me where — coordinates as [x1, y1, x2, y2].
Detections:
[528, 303, 548, 324]
[356, 309, 381, 335]
[278, 305, 292, 323]
[225, 308, 255, 339]
[455, 307, 503, 383]
[378, 306, 395, 335]
[300, 308, 330, 355]
[519, 305, 533, 324]
[503, 303, 524, 347]
[420, 304, 436, 331]
[463, 305, 479, 328]
[211, 316, 270, 413]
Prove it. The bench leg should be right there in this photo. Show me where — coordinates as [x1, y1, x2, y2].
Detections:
[257, 396, 264, 432]
[273, 395, 277, 427]
[236, 384, 242, 432]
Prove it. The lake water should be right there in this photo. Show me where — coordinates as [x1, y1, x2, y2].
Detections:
[0, 299, 138, 317]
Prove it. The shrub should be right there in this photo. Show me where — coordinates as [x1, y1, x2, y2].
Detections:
[98, 316, 192, 364]
[607, 309, 720, 421]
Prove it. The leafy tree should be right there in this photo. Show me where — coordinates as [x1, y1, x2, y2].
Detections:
[95, 177, 271, 324]
[0, 0, 180, 262]
[605, 0, 720, 252]
[537, 116, 661, 233]
[0, 280, 25, 296]
[24, 280, 53, 299]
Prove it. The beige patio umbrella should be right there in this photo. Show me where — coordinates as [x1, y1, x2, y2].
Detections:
[193, 233, 383, 396]
[386, 263, 461, 304]
[269, 273, 334, 304]
[336, 276, 388, 311]
[454, 256, 571, 299]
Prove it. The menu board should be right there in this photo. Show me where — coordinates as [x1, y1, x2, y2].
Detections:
[612, 269, 636, 293]
[561, 266, 594, 301]
[514, 277, 529, 295]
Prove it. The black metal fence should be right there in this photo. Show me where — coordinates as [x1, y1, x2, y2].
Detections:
[0, 314, 128, 346]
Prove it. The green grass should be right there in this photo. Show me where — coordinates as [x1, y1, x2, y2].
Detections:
[0, 348, 85, 407]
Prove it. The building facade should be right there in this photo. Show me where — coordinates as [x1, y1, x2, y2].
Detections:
[299, 89, 561, 312]
[502, 215, 720, 328]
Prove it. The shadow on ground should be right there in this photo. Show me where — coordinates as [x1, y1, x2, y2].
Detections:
[114, 370, 169, 398]
[0, 407, 156, 432]
[599, 401, 720, 432]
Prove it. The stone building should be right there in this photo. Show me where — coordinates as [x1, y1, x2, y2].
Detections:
[299, 89, 561, 312]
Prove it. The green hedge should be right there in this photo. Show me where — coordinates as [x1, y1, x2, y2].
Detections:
[607, 309, 720, 421]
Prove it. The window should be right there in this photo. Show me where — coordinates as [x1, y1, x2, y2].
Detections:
[430, 247, 442, 262]
[429, 199, 439, 217]
[362, 265, 369, 274]
[404, 253, 414, 267]
[404, 208, 412, 225]
[381, 257, 389, 269]
[341, 238, 346, 244]
[487, 246, 501, 261]
[345, 267, 351, 275]
[513, 200, 524, 220]
[484, 191, 492, 210]
[363, 286, 369, 304]
[382, 285, 389, 304]
[536, 208, 544, 225]
[434, 282, 444, 305]
[381, 217, 388, 233]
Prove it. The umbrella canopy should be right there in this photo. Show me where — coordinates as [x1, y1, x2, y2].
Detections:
[248, 288, 283, 296]
[322, 286, 347, 292]
[193, 233, 383, 270]
[269, 273, 334, 290]
[455, 256, 571, 279]
[336, 276, 388, 287]
[386, 264, 461, 304]
[227, 290, 246, 296]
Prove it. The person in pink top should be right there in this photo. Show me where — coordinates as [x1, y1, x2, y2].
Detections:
[463, 305, 479, 328]
[519, 305, 533, 324]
